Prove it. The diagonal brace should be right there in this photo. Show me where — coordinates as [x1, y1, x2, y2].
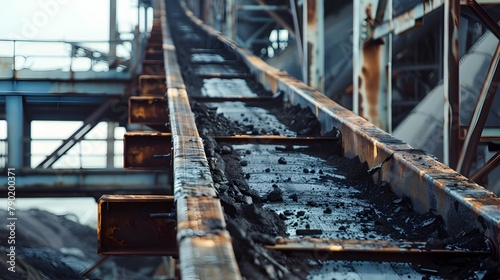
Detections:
[37, 98, 116, 169]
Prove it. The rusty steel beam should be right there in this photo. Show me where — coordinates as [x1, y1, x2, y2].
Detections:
[97, 195, 177, 256]
[443, 0, 460, 168]
[470, 151, 500, 183]
[162, 1, 242, 279]
[267, 238, 491, 264]
[457, 43, 500, 176]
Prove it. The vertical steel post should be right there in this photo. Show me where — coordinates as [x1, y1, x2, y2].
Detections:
[353, 0, 360, 115]
[289, 0, 303, 66]
[225, 0, 236, 40]
[23, 116, 31, 168]
[457, 43, 500, 176]
[386, 0, 393, 133]
[107, 122, 116, 168]
[302, 0, 324, 93]
[443, 0, 460, 168]
[109, 0, 118, 67]
[353, 0, 390, 131]
[6, 96, 23, 169]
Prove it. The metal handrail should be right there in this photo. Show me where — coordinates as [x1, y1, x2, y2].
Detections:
[0, 39, 137, 75]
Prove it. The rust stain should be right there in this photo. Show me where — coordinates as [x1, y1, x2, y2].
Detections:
[357, 3, 384, 128]
[307, 0, 317, 25]
[359, 39, 384, 128]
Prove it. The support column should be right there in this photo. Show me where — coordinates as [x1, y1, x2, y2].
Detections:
[6, 96, 23, 169]
[225, 0, 236, 40]
[302, 0, 324, 93]
[443, 0, 460, 168]
[109, 0, 118, 67]
[107, 122, 116, 168]
[353, 0, 391, 131]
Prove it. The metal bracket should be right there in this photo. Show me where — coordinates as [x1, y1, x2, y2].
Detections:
[129, 96, 170, 126]
[98, 195, 177, 256]
[124, 132, 172, 169]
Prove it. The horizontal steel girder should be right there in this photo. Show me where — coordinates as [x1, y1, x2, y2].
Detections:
[0, 169, 170, 197]
[0, 80, 127, 96]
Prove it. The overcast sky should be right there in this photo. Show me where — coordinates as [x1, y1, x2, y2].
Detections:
[0, 0, 138, 41]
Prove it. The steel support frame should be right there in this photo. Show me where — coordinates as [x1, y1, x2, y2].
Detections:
[443, 0, 460, 168]
[457, 44, 500, 176]
[353, 0, 392, 131]
[456, 0, 500, 177]
[36, 98, 116, 169]
[302, 0, 324, 93]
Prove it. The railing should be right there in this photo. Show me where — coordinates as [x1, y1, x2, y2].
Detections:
[0, 38, 141, 79]
[0, 138, 124, 170]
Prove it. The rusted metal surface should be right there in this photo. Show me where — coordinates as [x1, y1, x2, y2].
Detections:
[443, 0, 460, 168]
[354, 0, 391, 131]
[138, 74, 167, 96]
[267, 238, 491, 264]
[97, 195, 177, 256]
[178, 2, 500, 259]
[128, 96, 169, 125]
[123, 132, 172, 170]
